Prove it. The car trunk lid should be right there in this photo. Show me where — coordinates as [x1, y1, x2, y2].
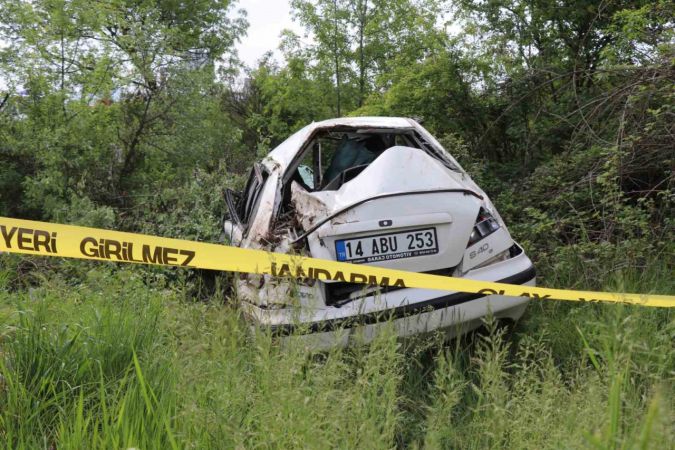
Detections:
[291, 146, 483, 273]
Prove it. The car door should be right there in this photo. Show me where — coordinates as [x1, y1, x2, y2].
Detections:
[224, 163, 269, 243]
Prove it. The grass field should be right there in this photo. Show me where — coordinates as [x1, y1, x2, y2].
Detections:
[0, 255, 672, 449]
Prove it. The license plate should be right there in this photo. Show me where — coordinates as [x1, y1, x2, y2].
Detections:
[335, 227, 439, 264]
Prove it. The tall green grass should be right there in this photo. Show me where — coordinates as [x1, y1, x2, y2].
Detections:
[0, 256, 672, 449]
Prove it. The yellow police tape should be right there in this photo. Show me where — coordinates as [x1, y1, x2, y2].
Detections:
[0, 216, 673, 308]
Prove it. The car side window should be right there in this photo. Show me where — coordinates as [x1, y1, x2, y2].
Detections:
[293, 144, 318, 190]
[292, 137, 341, 191]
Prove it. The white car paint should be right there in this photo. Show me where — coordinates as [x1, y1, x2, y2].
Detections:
[224, 117, 535, 347]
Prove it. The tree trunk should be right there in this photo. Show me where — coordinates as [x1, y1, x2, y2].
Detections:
[357, 0, 367, 107]
[333, 0, 341, 116]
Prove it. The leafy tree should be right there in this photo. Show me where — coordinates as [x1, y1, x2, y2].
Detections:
[290, 0, 445, 113]
[222, 32, 336, 154]
[292, 0, 353, 115]
[0, 0, 247, 222]
[356, 49, 480, 137]
[449, 0, 672, 160]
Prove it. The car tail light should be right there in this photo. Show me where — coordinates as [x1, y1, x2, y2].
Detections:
[467, 208, 500, 247]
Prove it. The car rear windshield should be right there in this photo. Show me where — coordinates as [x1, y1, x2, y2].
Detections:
[288, 127, 458, 193]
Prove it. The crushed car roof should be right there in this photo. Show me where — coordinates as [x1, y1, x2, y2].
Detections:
[266, 117, 418, 171]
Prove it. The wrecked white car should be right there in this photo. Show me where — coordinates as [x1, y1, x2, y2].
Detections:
[224, 117, 535, 347]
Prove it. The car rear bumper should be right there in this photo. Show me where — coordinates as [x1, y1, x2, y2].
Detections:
[275, 287, 533, 349]
[240, 245, 536, 343]
[255, 265, 534, 336]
